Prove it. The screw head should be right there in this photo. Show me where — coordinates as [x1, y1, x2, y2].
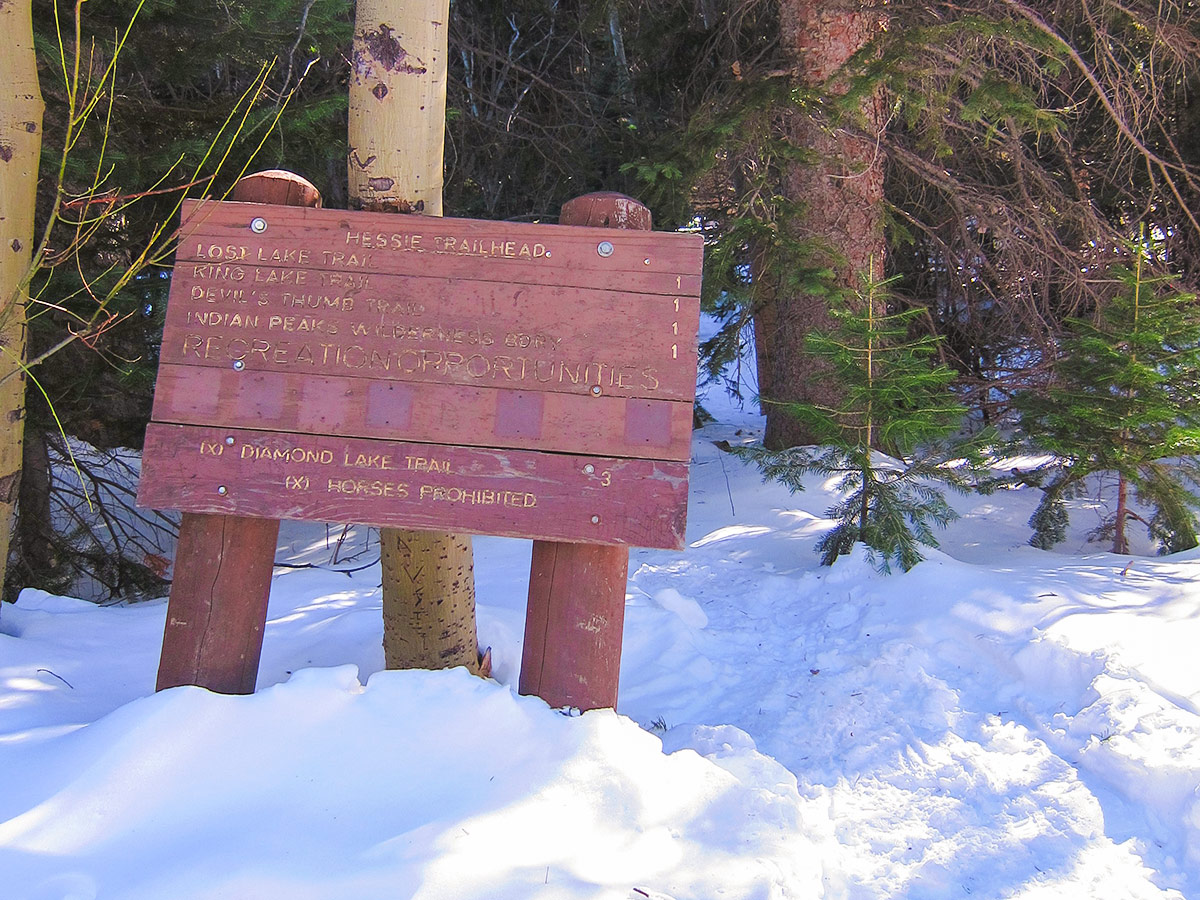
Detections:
[584, 464, 595, 475]
[644, 258, 651, 265]
[232, 359, 245, 371]
[590, 385, 602, 396]
[224, 436, 235, 446]
[217, 485, 228, 495]
[590, 515, 601, 524]
[250, 217, 268, 234]
[597, 241, 614, 258]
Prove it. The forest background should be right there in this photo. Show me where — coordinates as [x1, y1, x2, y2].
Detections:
[3, 0, 1200, 602]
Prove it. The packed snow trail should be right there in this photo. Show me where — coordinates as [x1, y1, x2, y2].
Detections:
[618, 424, 1199, 897]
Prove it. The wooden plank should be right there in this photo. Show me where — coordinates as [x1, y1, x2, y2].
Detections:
[150, 364, 693, 461]
[520, 540, 629, 710]
[160, 262, 700, 403]
[175, 199, 704, 296]
[156, 512, 280, 694]
[137, 423, 689, 549]
[520, 191, 651, 712]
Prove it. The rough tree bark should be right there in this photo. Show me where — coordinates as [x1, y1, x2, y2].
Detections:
[755, 0, 887, 449]
[348, 0, 484, 673]
[0, 0, 43, 604]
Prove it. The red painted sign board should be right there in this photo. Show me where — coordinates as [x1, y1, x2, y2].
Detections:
[138, 199, 703, 548]
[139, 424, 688, 548]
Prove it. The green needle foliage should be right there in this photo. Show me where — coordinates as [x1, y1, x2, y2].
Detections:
[738, 268, 989, 572]
[1018, 232, 1200, 555]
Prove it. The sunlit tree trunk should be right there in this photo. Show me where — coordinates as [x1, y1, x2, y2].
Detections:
[756, 0, 887, 449]
[348, 0, 483, 673]
[0, 0, 43, 603]
[1112, 471, 1130, 555]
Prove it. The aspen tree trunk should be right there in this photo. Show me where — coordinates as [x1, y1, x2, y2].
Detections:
[348, 0, 483, 673]
[756, 0, 887, 449]
[0, 0, 43, 603]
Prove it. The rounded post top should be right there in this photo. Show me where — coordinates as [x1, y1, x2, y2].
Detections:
[560, 192, 651, 231]
[232, 170, 323, 208]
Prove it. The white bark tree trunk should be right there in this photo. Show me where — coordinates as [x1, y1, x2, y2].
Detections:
[0, 0, 44, 603]
[349, 0, 448, 216]
[348, 0, 483, 673]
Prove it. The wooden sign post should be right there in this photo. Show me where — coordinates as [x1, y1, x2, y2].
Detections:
[155, 171, 321, 694]
[140, 173, 703, 701]
[519, 193, 651, 711]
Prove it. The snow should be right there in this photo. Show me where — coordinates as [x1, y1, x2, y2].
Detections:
[2, 382, 1200, 898]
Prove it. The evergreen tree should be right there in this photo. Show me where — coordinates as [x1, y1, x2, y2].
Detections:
[1018, 235, 1200, 555]
[738, 268, 987, 572]
[629, 2, 1200, 432]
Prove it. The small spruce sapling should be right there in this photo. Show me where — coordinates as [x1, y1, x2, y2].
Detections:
[738, 267, 987, 572]
[1017, 232, 1200, 554]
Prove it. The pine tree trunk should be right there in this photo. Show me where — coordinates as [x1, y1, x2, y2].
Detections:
[1112, 471, 1130, 555]
[0, 0, 43, 604]
[349, 0, 483, 673]
[756, 0, 887, 449]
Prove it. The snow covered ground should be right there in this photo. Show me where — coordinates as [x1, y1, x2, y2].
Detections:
[2, 382, 1199, 899]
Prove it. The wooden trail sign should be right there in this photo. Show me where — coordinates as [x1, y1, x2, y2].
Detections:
[139, 198, 703, 549]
